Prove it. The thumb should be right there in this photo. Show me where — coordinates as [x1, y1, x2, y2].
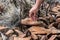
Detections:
[29, 11, 33, 18]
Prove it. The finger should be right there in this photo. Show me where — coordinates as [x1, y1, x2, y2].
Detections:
[29, 13, 34, 20]
[29, 11, 34, 20]
[34, 12, 36, 17]
[29, 11, 32, 18]
[31, 13, 34, 20]
[33, 12, 37, 21]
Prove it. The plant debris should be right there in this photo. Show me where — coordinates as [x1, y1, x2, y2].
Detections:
[0, 0, 60, 40]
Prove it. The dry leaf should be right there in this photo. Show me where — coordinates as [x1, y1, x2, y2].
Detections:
[21, 18, 40, 25]
[14, 37, 31, 40]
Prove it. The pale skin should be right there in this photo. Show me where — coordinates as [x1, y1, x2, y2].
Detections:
[29, 0, 43, 20]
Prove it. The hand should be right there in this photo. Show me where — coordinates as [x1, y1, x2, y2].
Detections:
[29, 5, 38, 21]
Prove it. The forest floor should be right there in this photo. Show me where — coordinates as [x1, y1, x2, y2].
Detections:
[0, 0, 60, 40]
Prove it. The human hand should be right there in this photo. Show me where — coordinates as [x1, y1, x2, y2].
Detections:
[29, 5, 38, 21]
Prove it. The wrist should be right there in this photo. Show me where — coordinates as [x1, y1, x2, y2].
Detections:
[34, 4, 39, 9]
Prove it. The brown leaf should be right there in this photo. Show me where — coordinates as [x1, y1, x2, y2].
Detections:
[21, 18, 40, 25]
[5, 30, 14, 36]
[14, 37, 31, 40]
[28, 26, 50, 34]
[48, 35, 57, 40]
[0, 26, 8, 30]
[29, 26, 60, 34]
